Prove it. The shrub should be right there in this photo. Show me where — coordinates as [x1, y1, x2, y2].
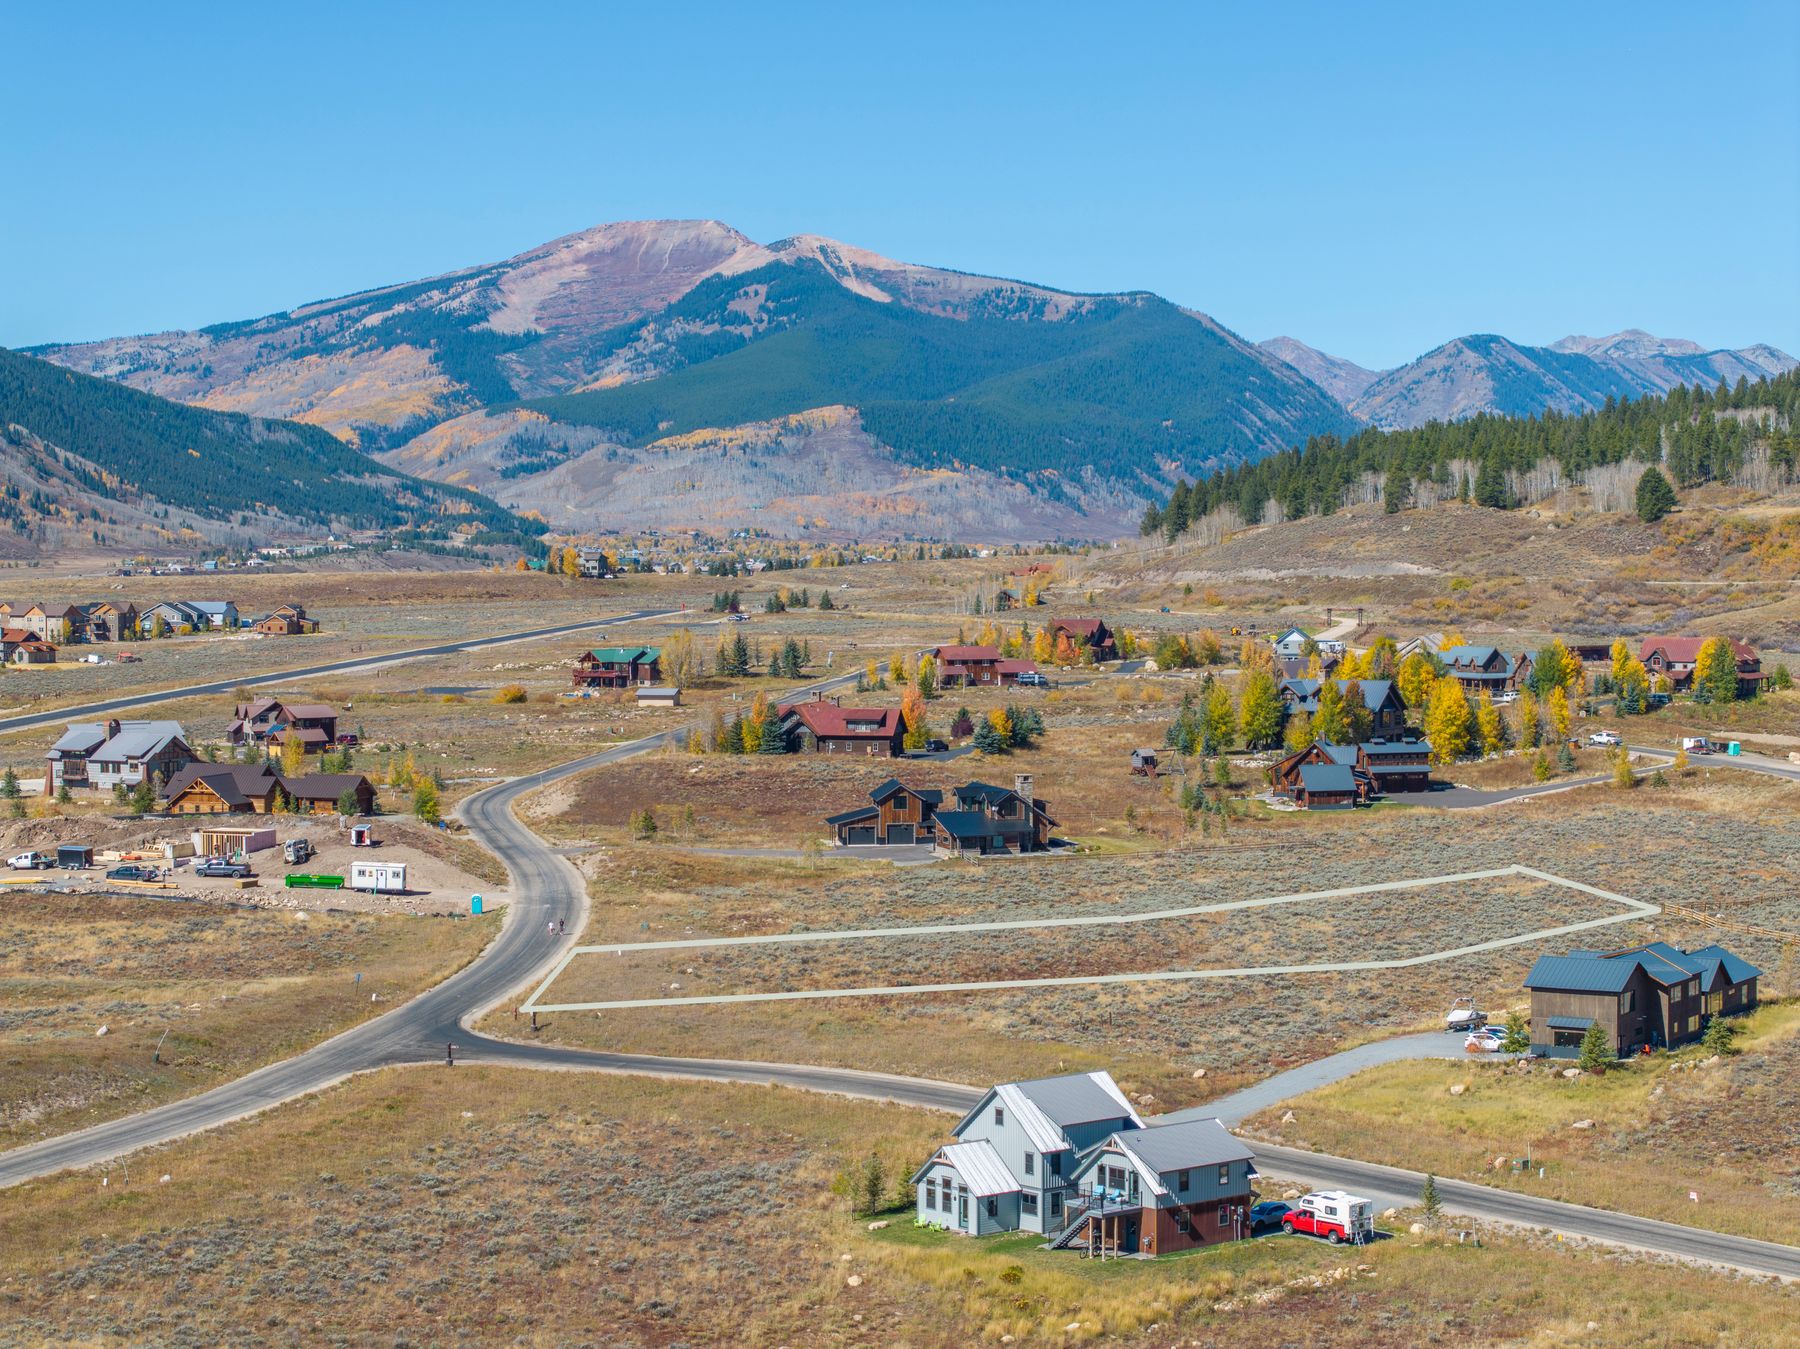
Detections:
[492, 684, 529, 704]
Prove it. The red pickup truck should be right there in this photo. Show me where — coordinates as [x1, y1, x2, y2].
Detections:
[1282, 1190, 1375, 1244]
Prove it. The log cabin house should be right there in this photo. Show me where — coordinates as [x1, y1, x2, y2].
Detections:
[930, 645, 1039, 688]
[572, 646, 662, 688]
[163, 762, 376, 816]
[1637, 637, 1763, 696]
[1439, 645, 1533, 695]
[1277, 679, 1407, 736]
[1048, 618, 1118, 663]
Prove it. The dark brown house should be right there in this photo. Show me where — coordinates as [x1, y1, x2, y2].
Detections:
[931, 645, 1030, 688]
[777, 696, 906, 757]
[933, 775, 1057, 856]
[163, 763, 376, 816]
[1524, 942, 1760, 1058]
[573, 646, 662, 689]
[827, 779, 944, 846]
[1048, 618, 1118, 663]
[1438, 645, 1533, 695]
[1277, 678, 1407, 736]
[1638, 637, 1763, 696]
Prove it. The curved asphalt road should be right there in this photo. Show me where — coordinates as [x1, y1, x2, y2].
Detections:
[3, 703, 1798, 1279]
[0, 608, 682, 736]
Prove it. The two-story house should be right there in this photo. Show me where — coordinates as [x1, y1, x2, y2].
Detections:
[1439, 645, 1533, 695]
[911, 1071, 1143, 1236]
[1047, 618, 1118, 663]
[826, 779, 944, 846]
[571, 646, 662, 689]
[1277, 679, 1408, 736]
[48, 719, 193, 795]
[1523, 941, 1760, 1057]
[1058, 1116, 1258, 1255]
[934, 775, 1057, 855]
[1637, 636, 1763, 696]
[930, 645, 1036, 688]
[776, 697, 907, 756]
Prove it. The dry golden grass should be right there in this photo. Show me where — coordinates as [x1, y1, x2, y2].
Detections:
[0, 1069, 1792, 1347]
[0, 890, 495, 1147]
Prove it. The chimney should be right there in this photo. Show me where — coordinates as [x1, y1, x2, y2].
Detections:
[106, 718, 120, 740]
[1014, 772, 1033, 804]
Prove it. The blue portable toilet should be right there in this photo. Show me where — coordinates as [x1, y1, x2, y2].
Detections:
[1726, 741, 1742, 756]
[471, 895, 483, 915]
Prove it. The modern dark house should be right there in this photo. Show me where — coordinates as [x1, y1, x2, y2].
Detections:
[1277, 678, 1407, 736]
[825, 774, 1057, 855]
[1273, 736, 1432, 806]
[1523, 941, 1760, 1057]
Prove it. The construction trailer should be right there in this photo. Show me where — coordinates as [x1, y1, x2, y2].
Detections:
[349, 860, 407, 894]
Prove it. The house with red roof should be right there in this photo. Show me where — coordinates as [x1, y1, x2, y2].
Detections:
[1637, 636, 1762, 695]
[775, 695, 906, 757]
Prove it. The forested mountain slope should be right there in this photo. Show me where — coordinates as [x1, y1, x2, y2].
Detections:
[0, 347, 535, 549]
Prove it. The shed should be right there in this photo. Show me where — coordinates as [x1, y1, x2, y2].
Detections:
[57, 844, 94, 869]
[635, 686, 683, 708]
[1294, 762, 1361, 810]
[1130, 748, 1159, 776]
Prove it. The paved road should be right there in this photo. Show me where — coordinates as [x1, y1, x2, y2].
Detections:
[1385, 776, 1610, 809]
[5, 684, 1798, 1280]
[0, 662, 865, 1189]
[0, 608, 683, 736]
[1630, 742, 1800, 784]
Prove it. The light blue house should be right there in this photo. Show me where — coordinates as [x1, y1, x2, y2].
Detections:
[910, 1071, 1143, 1236]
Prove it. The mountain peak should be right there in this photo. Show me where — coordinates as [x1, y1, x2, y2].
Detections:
[1257, 336, 1383, 407]
[1552, 329, 1706, 360]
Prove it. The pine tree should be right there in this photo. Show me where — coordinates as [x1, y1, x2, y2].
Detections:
[1420, 1173, 1442, 1222]
[1635, 465, 1676, 522]
[757, 713, 787, 754]
[1694, 635, 1741, 705]
[1577, 1019, 1611, 1071]
[971, 719, 1004, 753]
[1556, 741, 1576, 774]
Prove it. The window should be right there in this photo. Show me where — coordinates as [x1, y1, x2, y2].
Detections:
[994, 1106, 1004, 1127]
[1049, 1152, 1062, 1176]
[1217, 1204, 1228, 1225]
[1177, 1169, 1191, 1193]
[1620, 989, 1636, 1014]
[1023, 1152, 1034, 1176]
[1049, 1192, 1062, 1218]
[1217, 1164, 1231, 1186]
[1022, 1193, 1038, 1215]
[1174, 1209, 1193, 1235]
[986, 1197, 998, 1219]
[925, 1179, 936, 1209]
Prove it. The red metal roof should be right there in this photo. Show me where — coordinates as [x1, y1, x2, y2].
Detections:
[778, 700, 902, 738]
[1638, 636, 1758, 665]
[932, 645, 1002, 661]
[1050, 618, 1103, 636]
[996, 659, 1039, 674]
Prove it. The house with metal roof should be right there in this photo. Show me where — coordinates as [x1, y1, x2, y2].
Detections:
[1440, 645, 1533, 694]
[1524, 941, 1760, 1057]
[775, 695, 906, 757]
[1277, 678, 1407, 735]
[46, 719, 193, 796]
[824, 775, 1057, 854]
[1637, 636, 1763, 695]
[571, 646, 662, 689]
[911, 1071, 1143, 1236]
[825, 778, 944, 847]
[1055, 1117, 1259, 1256]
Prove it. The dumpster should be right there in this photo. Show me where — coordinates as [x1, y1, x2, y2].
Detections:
[284, 873, 346, 889]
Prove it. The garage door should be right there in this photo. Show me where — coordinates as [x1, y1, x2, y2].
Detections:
[885, 824, 915, 845]
[845, 826, 877, 845]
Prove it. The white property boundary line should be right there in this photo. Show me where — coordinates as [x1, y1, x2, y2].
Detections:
[521, 863, 1658, 1013]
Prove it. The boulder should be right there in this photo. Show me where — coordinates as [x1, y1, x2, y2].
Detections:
[1571, 1119, 1594, 1129]
[95, 1025, 108, 1037]
[846, 1275, 862, 1288]
[1561, 1067, 1582, 1079]
[1382, 1207, 1398, 1219]
[866, 1220, 889, 1231]
[1408, 1221, 1425, 1235]
[1191, 1068, 1207, 1079]
[1448, 1083, 1466, 1096]
[1280, 1110, 1296, 1125]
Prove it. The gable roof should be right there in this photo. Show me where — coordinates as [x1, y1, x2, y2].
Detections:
[1110, 1117, 1255, 1179]
[164, 763, 280, 808]
[282, 773, 370, 802]
[911, 1140, 1019, 1196]
[1298, 762, 1358, 794]
[931, 645, 1002, 661]
[1686, 944, 1762, 985]
[779, 700, 902, 738]
[995, 658, 1039, 674]
[1638, 636, 1758, 665]
[954, 1071, 1141, 1153]
[586, 646, 658, 664]
[1050, 618, 1104, 637]
[1280, 678, 1400, 712]
[92, 720, 188, 762]
[869, 778, 943, 806]
[281, 703, 338, 720]
[1524, 953, 1643, 994]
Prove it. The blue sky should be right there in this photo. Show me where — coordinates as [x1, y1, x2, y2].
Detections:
[4, 3, 1796, 368]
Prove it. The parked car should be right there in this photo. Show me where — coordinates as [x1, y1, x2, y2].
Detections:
[1464, 1025, 1508, 1052]
[727, 613, 749, 623]
[1681, 736, 1715, 754]
[1248, 1200, 1290, 1231]
[1491, 690, 1516, 705]
[924, 738, 948, 753]
[105, 864, 161, 882]
[1587, 730, 1622, 747]
[336, 733, 360, 747]
[7, 850, 53, 870]
[1015, 671, 1049, 688]
[195, 858, 252, 878]
[1281, 1191, 1375, 1245]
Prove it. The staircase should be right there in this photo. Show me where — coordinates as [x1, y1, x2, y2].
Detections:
[1046, 1196, 1095, 1251]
